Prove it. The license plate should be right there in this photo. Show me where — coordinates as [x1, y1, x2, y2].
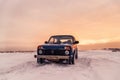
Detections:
[36, 55, 69, 59]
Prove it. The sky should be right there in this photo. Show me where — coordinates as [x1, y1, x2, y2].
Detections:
[0, 0, 120, 50]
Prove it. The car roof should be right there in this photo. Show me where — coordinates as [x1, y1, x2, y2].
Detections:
[51, 35, 76, 41]
[51, 35, 74, 37]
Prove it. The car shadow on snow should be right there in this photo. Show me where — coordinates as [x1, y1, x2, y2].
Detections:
[36, 60, 71, 67]
[35, 57, 93, 68]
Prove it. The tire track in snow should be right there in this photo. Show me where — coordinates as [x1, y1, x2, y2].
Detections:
[0, 61, 36, 75]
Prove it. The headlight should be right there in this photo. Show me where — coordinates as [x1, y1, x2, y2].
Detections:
[38, 45, 44, 49]
[65, 50, 69, 55]
[39, 50, 43, 54]
[64, 46, 70, 50]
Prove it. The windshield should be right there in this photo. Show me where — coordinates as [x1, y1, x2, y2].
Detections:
[48, 36, 74, 44]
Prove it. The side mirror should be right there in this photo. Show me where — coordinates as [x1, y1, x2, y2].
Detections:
[73, 41, 79, 44]
[45, 41, 48, 44]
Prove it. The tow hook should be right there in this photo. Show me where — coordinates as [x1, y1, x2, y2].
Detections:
[34, 55, 37, 58]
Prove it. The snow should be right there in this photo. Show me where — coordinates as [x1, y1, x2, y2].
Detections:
[0, 50, 120, 80]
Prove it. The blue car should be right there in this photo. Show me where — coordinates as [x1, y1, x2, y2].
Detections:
[34, 35, 79, 64]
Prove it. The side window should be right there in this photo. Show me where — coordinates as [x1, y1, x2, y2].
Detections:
[49, 37, 54, 44]
[54, 38, 58, 43]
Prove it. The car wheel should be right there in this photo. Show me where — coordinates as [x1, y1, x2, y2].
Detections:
[75, 52, 78, 59]
[37, 58, 44, 64]
[68, 54, 75, 65]
[68, 59, 71, 64]
[71, 55, 75, 64]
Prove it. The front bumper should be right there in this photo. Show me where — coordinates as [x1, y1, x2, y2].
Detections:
[34, 55, 69, 59]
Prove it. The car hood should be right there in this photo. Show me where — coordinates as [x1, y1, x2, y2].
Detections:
[40, 44, 71, 50]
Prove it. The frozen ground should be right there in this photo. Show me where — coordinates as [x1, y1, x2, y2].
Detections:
[0, 50, 120, 80]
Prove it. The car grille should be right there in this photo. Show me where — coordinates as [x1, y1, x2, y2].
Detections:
[42, 49, 65, 55]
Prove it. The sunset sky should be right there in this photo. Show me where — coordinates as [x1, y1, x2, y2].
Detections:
[0, 0, 120, 50]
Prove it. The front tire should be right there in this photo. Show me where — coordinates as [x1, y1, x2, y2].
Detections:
[68, 54, 75, 65]
[75, 52, 78, 59]
[71, 55, 75, 64]
[37, 58, 44, 64]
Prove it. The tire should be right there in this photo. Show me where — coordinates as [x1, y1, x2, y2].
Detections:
[68, 54, 75, 65]
[71, 55, 75, 64]
[75, 52, 78, 59]
[37, 58, 44, 64]
[68, 59, 71, 64]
